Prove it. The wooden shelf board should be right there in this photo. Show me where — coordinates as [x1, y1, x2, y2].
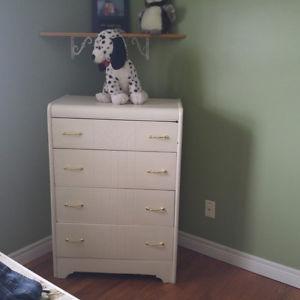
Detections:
[40, 32, 186, 40]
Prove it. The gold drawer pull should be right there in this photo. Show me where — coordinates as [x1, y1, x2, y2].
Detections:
[64, 166, 84, 172]
[65, 238, 85, 243]
[62, 131, 83, 136]
[146, 207, 167, 213]
[145, 241, 165, 247]
[149, 135, 170, 140]
[64, 203, 84, 209]
[147, 169, 168, 175]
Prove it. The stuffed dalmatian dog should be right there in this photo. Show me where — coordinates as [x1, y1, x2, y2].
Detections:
[92, 29, 148, 105]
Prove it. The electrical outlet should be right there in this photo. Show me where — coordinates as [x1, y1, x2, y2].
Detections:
[205, 200, 216, 219]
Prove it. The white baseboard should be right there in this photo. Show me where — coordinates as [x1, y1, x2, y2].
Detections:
[178, 231, 300, 289]
[9, 236, 52, 265]
[7, 232, 300, 289]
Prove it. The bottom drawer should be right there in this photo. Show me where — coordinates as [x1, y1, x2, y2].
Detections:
[56, 224, 174, 261]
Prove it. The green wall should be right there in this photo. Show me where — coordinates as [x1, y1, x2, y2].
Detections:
[0, 0, 98, 254]
[129, 1, 300, 269]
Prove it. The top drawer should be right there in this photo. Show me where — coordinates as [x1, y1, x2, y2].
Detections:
[52, 119, 178, 152]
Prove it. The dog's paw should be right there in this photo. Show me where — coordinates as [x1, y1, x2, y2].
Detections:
[111, 93, 129, 105]
[130, 91, 148, 105]
[96, 92, 111, 103]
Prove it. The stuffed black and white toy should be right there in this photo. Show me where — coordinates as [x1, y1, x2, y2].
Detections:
[92, 29, 148, 105]
[139, 0, 176, 34]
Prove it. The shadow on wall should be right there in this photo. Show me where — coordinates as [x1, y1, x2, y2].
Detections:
[173, 6, 186, 34]
[169, 47, 254, 251]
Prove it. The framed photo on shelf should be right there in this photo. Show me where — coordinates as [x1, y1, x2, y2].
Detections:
[92, 0, 130, 33]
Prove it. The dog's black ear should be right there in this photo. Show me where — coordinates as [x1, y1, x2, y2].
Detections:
[111, 37, 127, 70]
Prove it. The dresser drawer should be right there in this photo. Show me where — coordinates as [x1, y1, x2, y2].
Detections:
[52, 118, 178, 152]
[56, 224, 174, 261]
[52, 119, 94, 149]
[53, 150, 176, 190]
[55, 187, 174, 226]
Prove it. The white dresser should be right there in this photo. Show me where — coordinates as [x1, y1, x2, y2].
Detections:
[47, 95, 183, 283]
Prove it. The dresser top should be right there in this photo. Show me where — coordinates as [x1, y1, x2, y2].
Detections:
[48, 95, 182, 122]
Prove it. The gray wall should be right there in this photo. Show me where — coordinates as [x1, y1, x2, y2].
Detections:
[0, 0, 99, 254]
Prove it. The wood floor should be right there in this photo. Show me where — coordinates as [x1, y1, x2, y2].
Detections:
[26, 247, 300, 300]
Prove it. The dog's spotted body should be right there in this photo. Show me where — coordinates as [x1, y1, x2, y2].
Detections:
[92, 29, 148, 105]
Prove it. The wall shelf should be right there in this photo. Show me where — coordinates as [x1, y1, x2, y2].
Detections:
[40, 32, 186, 60]
[40, 32, 186, 39]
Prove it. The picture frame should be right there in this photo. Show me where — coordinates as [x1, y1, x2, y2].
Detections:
[92, 0, 130, 33]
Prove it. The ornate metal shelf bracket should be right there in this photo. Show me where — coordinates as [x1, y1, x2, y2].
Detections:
[69, 36, 150, 60]
[130, 37, 150, 60]
[70, 36, 93, 60]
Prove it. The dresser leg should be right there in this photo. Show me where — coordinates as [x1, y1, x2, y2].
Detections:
[156, 271, 176, 284]
[55, 266, 74, 279]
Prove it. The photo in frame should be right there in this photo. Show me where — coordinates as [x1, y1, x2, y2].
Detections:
[92, 0, 130, 33]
